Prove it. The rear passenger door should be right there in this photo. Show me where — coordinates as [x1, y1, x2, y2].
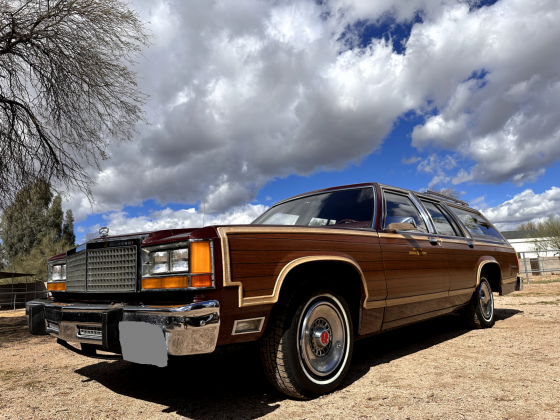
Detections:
[417, 199, 476, 306]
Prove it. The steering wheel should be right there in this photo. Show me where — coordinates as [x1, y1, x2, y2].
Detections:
[336, 219, 358, 224]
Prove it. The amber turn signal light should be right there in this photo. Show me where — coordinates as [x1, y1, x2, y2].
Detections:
[191, 275, 212, 288]
[142, 276, 188, 290]
[47, 282, 66, 291]
[191, 241, 212, 273]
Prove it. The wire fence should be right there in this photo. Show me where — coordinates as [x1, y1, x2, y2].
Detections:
[0, 276, 48, 310]
[519, 250, 560, 284]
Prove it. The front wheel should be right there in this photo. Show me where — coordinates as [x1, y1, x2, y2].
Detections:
[260, 289, 354, 399]
[462, 277, 495, 328]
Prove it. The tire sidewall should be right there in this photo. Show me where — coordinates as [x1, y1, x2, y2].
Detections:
[285, 288, 354, 397]
[475, 277, 495, 328]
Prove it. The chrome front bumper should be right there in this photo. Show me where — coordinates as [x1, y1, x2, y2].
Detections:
[26, 299, 220, 356]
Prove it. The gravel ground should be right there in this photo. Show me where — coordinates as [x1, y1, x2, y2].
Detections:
[1, 278, 559, 420]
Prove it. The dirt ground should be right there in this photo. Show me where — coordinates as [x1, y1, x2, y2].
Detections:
[1, 277, 559, 420]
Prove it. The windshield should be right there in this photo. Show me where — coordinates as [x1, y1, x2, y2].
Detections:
[252, 188, 375, 228]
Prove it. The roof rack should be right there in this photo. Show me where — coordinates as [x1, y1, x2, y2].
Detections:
[425, 190, 469, 207]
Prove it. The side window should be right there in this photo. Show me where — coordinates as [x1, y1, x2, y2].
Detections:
[421, 201, 462, 237]
[450, 207, 504, 241]
[384, 192, 427, 233]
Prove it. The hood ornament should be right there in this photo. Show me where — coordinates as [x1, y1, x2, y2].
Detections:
[99, 226, 109, 237]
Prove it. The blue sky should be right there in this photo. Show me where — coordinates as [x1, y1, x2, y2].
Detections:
[70, 0, 560, 241]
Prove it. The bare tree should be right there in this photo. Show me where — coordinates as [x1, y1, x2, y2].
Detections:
[0, 0, 150, 210]
[437, 187, 461, 200]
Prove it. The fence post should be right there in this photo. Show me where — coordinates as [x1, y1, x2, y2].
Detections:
[522, 252, 530, 285]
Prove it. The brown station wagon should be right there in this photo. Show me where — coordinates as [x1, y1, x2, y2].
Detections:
[27, 183, 521, 399]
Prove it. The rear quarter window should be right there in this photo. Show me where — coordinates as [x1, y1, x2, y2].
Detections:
[449, 207, 504, 241]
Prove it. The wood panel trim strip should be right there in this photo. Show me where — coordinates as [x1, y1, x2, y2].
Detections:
[502, 277, 517, 285]
[364, 287, 475, 309]
[217, 226, 373, 308]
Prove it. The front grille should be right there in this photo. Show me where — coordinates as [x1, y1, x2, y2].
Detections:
[86, 246, 137, 292]
[66, 251, 87, 292]
[77, 325, 102, 340]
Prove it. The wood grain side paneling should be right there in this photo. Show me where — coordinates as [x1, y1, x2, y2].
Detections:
[380, 235, 451, 300]
[441, 240, 478, 290]
[230, 250, 382, 264]
[223, 230, 386, 306]
[229, 237, 380, 253]
[244, 289, 274, 297]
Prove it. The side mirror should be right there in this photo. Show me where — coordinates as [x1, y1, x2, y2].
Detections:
[384, 222, 416, 233]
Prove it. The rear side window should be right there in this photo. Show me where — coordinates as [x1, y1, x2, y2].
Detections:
[450, 207, 503, 241]
[421, 201, 462, 237]
[383, 192, 428, 233]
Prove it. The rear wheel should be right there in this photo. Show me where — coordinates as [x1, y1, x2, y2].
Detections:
[462, 277, 495, 328]
[260, 289, 353, 399]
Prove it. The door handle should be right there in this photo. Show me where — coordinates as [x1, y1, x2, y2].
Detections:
[468, 241, 474, 248]
[429, 237, 439, 246]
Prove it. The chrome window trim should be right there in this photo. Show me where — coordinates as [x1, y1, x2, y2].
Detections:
[409, 193, 436, 234]
[231, 317, 265, 335]
[252, 186, 377, 229]
[380, 188, 434, 234]
[416, 197, 464, 238]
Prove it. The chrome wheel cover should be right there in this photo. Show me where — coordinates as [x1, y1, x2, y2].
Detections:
[479, 280, 494, 321]
[298, 297, 346, 377]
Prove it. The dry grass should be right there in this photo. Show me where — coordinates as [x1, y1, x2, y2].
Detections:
[1, 281, 559, 420]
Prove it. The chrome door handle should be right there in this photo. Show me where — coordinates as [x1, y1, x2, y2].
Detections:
[429, 237, 439, 245]
[468, 241, 474, 248]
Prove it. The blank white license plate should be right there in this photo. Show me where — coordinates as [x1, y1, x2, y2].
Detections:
[119, 321, 168, 367]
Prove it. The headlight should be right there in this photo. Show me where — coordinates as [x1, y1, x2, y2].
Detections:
[147, 248, 189, 275]
[150, 251, 169, 274]
[47, 262, 66, 291]
[141, 241, 213, 290]
[171, 248, 189, 272]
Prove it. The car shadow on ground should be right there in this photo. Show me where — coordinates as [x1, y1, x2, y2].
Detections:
[340, 308, 522, 392]
[75, 308, 522, 419]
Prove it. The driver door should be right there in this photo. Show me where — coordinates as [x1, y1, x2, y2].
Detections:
[379, 189, 450, 325]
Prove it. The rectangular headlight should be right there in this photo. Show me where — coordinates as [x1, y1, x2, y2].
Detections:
[171, 248, 189, 272]
[150, 251, 169, 274]
[48, 263, 66, 281]
[141, 240, 214, 290]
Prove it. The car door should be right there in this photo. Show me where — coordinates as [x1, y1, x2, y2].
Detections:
[417, 198, 475, 307]
[378, 188, 450, 325]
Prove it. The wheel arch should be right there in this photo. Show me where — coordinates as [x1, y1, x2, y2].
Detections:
[276, 258, 368, 336]
[477, 258, 502, 294]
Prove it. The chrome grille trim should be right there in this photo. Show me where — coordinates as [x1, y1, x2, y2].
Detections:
[66, 251, 87, 292]
[86, 246, 137, 292]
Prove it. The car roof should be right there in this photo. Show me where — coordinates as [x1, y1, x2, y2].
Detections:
[274, 182, 476, 213]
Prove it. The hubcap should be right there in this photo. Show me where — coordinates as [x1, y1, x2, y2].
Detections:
[479, 281, 494, 321]
[299, 299, 346, 377]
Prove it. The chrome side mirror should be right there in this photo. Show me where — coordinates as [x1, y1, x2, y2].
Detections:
[384, 222, 416, 233]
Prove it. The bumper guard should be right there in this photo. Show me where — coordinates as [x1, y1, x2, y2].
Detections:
[26, 299, 220, 356]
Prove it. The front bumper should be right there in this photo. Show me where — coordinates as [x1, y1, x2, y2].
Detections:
[26, 299, 220, 356]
